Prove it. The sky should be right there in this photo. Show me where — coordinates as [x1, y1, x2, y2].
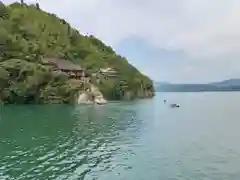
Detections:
[3, 0, 240, 83]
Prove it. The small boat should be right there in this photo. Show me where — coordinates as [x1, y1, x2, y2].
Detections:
[170, 104, 180, 108]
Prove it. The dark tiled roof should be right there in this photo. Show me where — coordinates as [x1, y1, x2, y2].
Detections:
[42, 58, 83, 71]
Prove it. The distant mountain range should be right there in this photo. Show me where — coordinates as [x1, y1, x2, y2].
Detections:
[211, 79, 240, 86]
[155, 79, 240, 92]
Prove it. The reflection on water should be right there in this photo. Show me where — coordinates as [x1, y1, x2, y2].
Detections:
[1, 93, 240, 180]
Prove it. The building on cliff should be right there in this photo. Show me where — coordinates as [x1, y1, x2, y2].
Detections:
[99, 68, 118, 77]
[99, 67, 118, 81]
[42, 58, 89, 82]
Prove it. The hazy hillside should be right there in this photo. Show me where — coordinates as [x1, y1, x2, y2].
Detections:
[155, 79, 240, 92]
[211, 79, 240, 86]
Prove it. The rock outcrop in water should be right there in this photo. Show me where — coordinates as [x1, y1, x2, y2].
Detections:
[77, 85, 107, 104]
[0, 2, 155, 104]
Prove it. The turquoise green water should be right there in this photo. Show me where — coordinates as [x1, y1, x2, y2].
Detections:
[1, 92, 240, 180]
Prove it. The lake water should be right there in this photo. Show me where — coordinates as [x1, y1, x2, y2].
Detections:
[1, 92, 240, 180]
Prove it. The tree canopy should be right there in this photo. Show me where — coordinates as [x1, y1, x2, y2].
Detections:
[0, 1, 155, 103]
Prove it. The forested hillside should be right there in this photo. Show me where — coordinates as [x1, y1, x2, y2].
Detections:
[0, 1, 155, 104]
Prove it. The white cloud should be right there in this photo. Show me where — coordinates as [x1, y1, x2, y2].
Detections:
[30, 0, 240, 57]
[3, 0, 240, 82]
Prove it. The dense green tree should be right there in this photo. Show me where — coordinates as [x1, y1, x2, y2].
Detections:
[0, 1, 155, 104]
[0, 2, 9, 19]
[36, 3, 40, 10]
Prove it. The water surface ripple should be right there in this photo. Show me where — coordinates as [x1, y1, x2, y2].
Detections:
[1, 92, 240, 179]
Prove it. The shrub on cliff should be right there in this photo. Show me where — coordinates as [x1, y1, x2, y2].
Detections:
[0, 59, 84, 104]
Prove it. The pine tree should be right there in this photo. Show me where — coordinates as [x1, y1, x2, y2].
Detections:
[36, 3, 40, 10]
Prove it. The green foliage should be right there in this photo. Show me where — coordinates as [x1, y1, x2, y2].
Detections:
[0, 1, 9, 20]
[0, 59, 84, 104]
[0, 1, 155, 103]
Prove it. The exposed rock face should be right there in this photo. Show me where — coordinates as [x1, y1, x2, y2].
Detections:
[123, 91, 131, 100]
[94, 97, 107, 104]
[90, 85, 107, 104]
[77, 85, 107, 105]
[77, 92, 94, 104]
[121, 89, 155, 101]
